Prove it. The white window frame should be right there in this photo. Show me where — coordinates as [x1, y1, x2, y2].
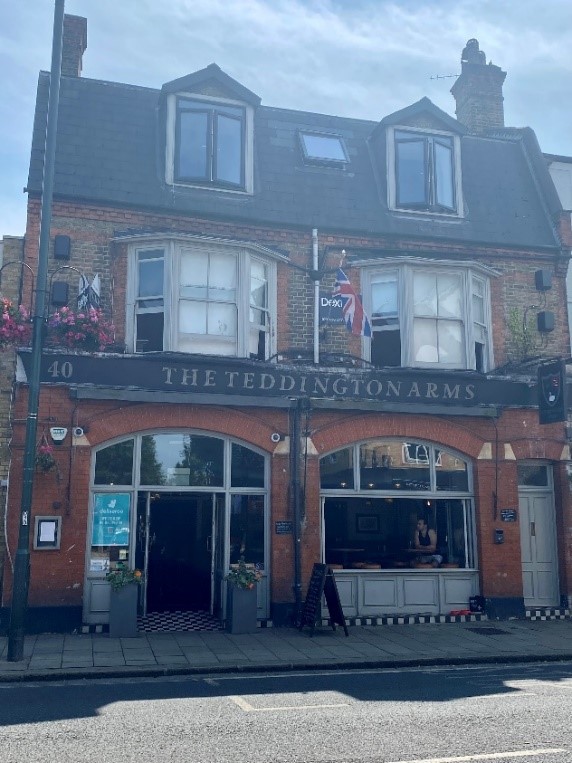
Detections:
[363, 260, 494, 371]
[386, 125, 464, 217]
[165, 92, 254, 194]
[125, 236, 277, 359]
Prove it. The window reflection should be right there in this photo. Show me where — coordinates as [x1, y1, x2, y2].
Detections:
[140, 434, 224, 486]
[231, 443, 265, 488]
[436, 449, 468, 491]
[94, 440, 134, 485]
[230, 494, 265, 568]
[359, 441, 430, 491]
[319, 447, 354, 489]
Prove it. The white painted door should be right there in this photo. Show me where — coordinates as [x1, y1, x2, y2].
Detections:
[518, 491, 559, 607]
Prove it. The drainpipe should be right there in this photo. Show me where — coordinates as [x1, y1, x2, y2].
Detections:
[290, 398, 303, 623]
[312, 228, 320, 364]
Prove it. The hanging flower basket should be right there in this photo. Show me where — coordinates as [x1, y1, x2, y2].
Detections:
[47, 306, 115, 352]
[0, 297, 32, 348]
[35, 435, 58, 473]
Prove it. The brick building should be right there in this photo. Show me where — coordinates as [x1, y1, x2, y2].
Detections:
[1, 18, 572, 633]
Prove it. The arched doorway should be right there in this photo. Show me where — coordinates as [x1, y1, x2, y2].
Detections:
[83, 432, 269, 627]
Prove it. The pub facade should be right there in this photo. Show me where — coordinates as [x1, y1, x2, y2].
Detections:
[2, 18, 572, 632]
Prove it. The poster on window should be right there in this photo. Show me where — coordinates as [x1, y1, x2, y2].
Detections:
[91, 493, 131, 546]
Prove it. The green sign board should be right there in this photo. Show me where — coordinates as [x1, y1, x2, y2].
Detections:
[92, 493, 131, 546]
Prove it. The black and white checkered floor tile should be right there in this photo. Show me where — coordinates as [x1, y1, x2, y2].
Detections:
[526, 608, 572, 621]
[138, 610, 223, 632]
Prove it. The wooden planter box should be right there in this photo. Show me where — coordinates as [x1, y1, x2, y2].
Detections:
[109, 583, 139, 638]
[226, 585, 258, 634]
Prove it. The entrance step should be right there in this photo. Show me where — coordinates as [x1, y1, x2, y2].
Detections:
[526, 608, 572, 621]
[321, 613, 488, 627]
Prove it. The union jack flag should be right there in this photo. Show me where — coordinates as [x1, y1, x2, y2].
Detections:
[332, 267, 371, 338]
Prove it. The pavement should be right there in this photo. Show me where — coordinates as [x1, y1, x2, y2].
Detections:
[2, 618, 572, 682]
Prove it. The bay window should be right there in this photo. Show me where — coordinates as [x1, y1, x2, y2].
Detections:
[365, 263, 492, 371]
[128, 239, 276, 359]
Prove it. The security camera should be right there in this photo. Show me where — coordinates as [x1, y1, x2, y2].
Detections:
[73, 427, 85, 438]
[270, 432, 282, 443]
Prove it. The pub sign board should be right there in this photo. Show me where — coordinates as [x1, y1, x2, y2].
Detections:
[538, 358, 567, 424]
[19, 351, 537, 409]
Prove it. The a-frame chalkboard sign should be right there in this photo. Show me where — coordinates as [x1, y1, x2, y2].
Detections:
[298, 563, 349, 636]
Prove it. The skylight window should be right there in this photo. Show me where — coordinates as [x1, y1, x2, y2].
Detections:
[299, 132, 348, 164]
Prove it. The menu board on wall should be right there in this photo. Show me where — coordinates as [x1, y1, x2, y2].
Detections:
[91, 493, 131, 546]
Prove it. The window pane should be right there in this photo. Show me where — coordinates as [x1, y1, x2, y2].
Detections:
[435, 450, 469, 491]
[180, 251, 208, 299]
[178, 110, 208, 179]
[138, 258, 163, 298]
[94, 440, 134, 485]
[413, 319, 439, 363]
[320, 448, 354, 489]
[437, 274, 462, 318]
[371, 274, 398, 322]
[434, 141, 454, 208]
[413, 273, 437, 316]
[230, 494, 265, 568]
[438, 320, 464, 364]
[231, 443, 265, 487]
[360, 440, 429, 490]
[140, 434, 224, 487]
[216, 114, 242, 185]
[136, 312, 164, 352]
[396, 139, 426, 205]
[207, 302, 237, 337]
[436, 499, 467, 567]
[179, 300, 207, 334]
[301, 133, 347, 161]
[517, 464, 549, 487]
[208, 253, 236, 300]
[250, 260, 268, 309]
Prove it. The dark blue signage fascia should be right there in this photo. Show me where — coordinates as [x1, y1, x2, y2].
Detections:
[18, 350, 537, 409]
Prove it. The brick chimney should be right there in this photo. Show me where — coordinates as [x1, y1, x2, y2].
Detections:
[450, 39, 506, 133]
[61, 15, 87, 77]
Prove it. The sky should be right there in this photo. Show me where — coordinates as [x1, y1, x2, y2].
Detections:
[1, 0, 571, 237]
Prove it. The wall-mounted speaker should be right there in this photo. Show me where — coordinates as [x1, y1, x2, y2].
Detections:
[54, 235, 71, 260]
[537, 311, 555, 333]
[51, 281, 69, 307]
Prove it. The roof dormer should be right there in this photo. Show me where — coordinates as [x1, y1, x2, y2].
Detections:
[373, 98, 466, 217]
[161, 64, 260, 194]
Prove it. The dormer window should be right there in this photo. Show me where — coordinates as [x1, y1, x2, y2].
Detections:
[387, 126, 462, 216]
[176, 98, 245, 188]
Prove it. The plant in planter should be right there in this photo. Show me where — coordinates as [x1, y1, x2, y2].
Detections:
[225, 558, 261, 634]
[0, 297, 32, 348]
[105, 564, 142, 638]
[47, 306, 115, 352]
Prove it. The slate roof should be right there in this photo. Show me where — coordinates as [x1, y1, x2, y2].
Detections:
[27, 69, 562, 250]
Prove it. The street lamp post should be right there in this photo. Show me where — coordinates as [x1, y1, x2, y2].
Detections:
[7, 0, 65, 661]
